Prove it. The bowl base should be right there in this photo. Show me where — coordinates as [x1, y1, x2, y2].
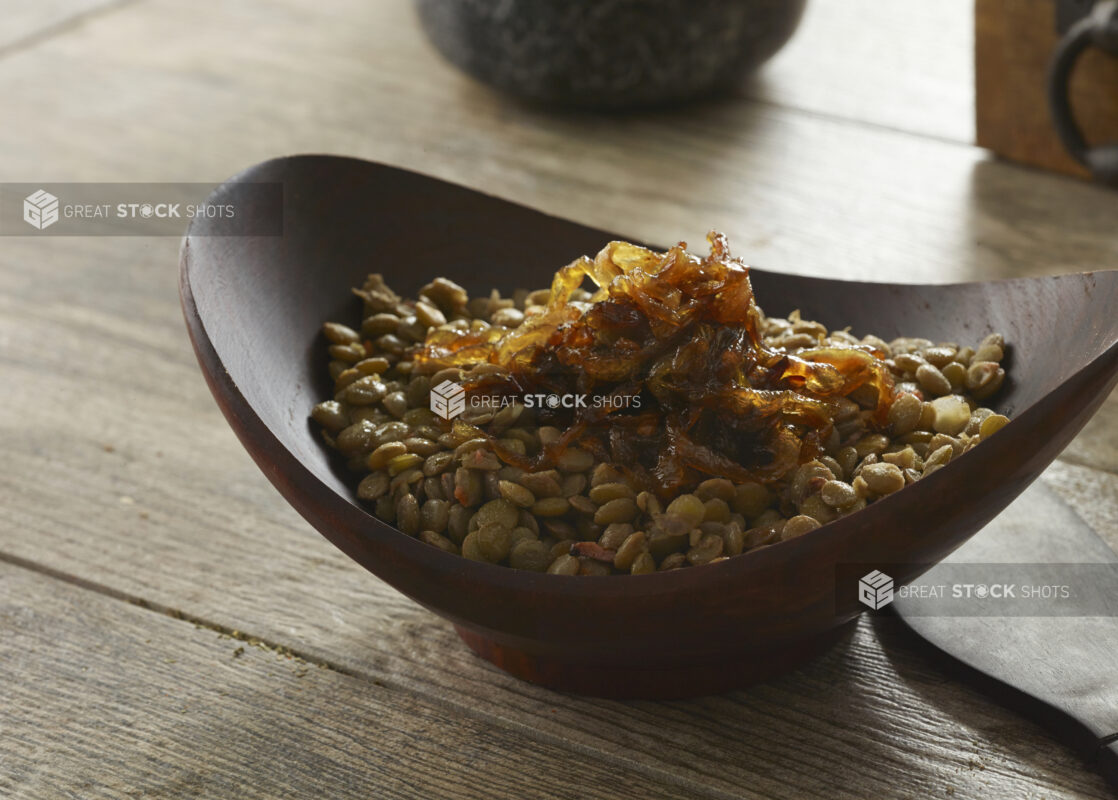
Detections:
[454, 620, 857, 699]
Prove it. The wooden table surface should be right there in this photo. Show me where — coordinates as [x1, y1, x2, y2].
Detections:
[2, 1, 1118, 798]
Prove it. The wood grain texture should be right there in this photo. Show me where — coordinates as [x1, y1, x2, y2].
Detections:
[1046, 459, 1118, 554]
[1062, 397, 1118, 475]
[0, 0, 1114, 283]
[976, 0, 1118, 178]
[0, 562, 699, 800]
[0, 0, 130, 53]
[749, 0, 974, 142]
[0, 245, 1114, 797]
[0, 0, 1115, 797]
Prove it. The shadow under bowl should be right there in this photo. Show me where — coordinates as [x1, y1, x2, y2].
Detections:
[180, 155, 1118, 698]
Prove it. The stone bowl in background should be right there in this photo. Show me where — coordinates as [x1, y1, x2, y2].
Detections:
[415, 0, 808, 109]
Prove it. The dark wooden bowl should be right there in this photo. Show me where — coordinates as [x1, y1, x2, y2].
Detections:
[180, 155, 1118, 698]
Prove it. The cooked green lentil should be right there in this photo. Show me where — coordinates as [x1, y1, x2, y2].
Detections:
[312, 236, 1010, 575]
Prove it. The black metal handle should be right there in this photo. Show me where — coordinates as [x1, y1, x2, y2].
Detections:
[1047, 0, 1118, 185]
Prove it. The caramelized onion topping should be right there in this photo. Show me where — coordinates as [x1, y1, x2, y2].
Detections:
[416, 233, 895, 494]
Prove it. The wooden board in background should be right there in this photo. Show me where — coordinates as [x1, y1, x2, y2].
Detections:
[976, 0, 1118, 179]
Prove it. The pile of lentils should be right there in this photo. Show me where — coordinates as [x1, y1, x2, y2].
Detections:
[312, 272, 1009, 576]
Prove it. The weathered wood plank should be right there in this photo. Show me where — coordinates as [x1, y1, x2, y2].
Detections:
[0, 0, 1115, 798]
[1061, 399, 1118, 476]
[0, 561, 703, 800]
[750, 0, 974, 142]
[0, 259, 1111, 798]
[0, 0, 131, 54]
[0, 0, 1114, 284]
[1045, 459, 1118, 555]
[1, 0, 975, 147]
